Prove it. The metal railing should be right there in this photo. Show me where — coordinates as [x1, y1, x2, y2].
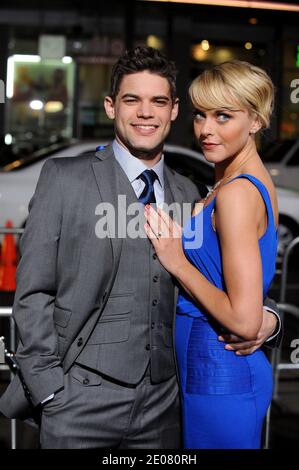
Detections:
[0, 307, 16, 449]
[274, 237, 299, 398]
[0, 226, 23, 449]
[264, 237, 299, 449]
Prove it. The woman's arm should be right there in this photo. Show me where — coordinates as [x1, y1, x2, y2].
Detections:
[144, 179, 264, 340]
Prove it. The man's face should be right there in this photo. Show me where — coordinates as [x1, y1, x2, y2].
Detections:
[104, 71, 179, 159]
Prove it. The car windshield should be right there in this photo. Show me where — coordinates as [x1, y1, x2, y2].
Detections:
[164, 151, 214, 187]
[0, 142, 72, 172]
[261, 140, 296, 163]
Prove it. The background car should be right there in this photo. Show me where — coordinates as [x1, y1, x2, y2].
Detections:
[0, 140, 298, 264]
[0, 140, 213, 229]
[263, 139, 299, 191]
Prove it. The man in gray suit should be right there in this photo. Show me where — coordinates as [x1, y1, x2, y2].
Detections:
[0, 47, 280, 448]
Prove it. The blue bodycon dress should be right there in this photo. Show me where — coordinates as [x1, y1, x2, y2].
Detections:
[175, 174, 278, 449]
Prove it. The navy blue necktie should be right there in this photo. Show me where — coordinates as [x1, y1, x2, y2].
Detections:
[138, 169, 158, 205]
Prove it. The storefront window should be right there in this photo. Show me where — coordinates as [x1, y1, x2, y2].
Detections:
[77, 60, 115, 139]
[281, 42, 299, 139]
[6, 54, 74, 152]
[190, 40, 267, 78]
[74, 34, 125, 140]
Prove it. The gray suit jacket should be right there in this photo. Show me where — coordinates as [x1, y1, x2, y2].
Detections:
[0, 144, 201, 420]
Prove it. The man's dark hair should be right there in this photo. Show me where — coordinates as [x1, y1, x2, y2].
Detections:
[109, 46, 177, 102]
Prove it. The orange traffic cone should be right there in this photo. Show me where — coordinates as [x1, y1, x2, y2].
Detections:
[0, 220, 17, 291]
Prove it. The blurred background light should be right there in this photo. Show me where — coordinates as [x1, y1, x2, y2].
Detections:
[44, 101, 64, 113]
[201, 40, 210, 51]
[4, 134, 12, 145]
[144, 1, 299, 13]
[146, 35, 164, 50]
[29, 100, 44, 110]
[62, 56, 73, 64]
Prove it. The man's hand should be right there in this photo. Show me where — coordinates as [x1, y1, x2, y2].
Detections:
[219, 308, 278, 355]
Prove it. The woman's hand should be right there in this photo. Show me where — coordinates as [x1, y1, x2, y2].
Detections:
[144, 205, 188, 276]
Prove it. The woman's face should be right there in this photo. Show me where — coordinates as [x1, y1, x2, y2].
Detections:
[193, 105, 259, 164]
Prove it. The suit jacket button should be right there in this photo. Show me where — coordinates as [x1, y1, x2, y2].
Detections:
[152, 299, 158, 306]
[77, 337, 83, 347]
[146, 344, 151, 351]
[83, 378, 89, 385]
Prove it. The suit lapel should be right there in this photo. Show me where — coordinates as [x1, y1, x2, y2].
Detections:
[163, 164, 185, 223]
[92, 145, 123, 265]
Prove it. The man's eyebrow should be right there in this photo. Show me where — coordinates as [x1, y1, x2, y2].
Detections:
[153, 95, 170, 101]
[121, 93, 140, 99]
[120, 93, 170, 101]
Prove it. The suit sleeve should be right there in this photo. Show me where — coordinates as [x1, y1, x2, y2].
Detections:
[263, 297, 283, 348]
[13, 158, 64, 406]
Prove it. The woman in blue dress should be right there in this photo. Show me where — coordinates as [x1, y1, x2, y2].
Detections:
[144, 60, 278, 449]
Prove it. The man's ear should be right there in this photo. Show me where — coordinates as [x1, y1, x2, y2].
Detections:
[171, 97, 179, 122]
[104, 96, 115, 120]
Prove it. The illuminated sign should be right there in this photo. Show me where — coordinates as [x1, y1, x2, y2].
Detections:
[143, 1, 299, 12]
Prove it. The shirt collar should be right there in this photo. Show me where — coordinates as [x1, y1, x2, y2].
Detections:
[112, 139, 164, 188]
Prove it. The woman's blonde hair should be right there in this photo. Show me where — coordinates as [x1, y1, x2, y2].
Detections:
[189, 60, 274, 129]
